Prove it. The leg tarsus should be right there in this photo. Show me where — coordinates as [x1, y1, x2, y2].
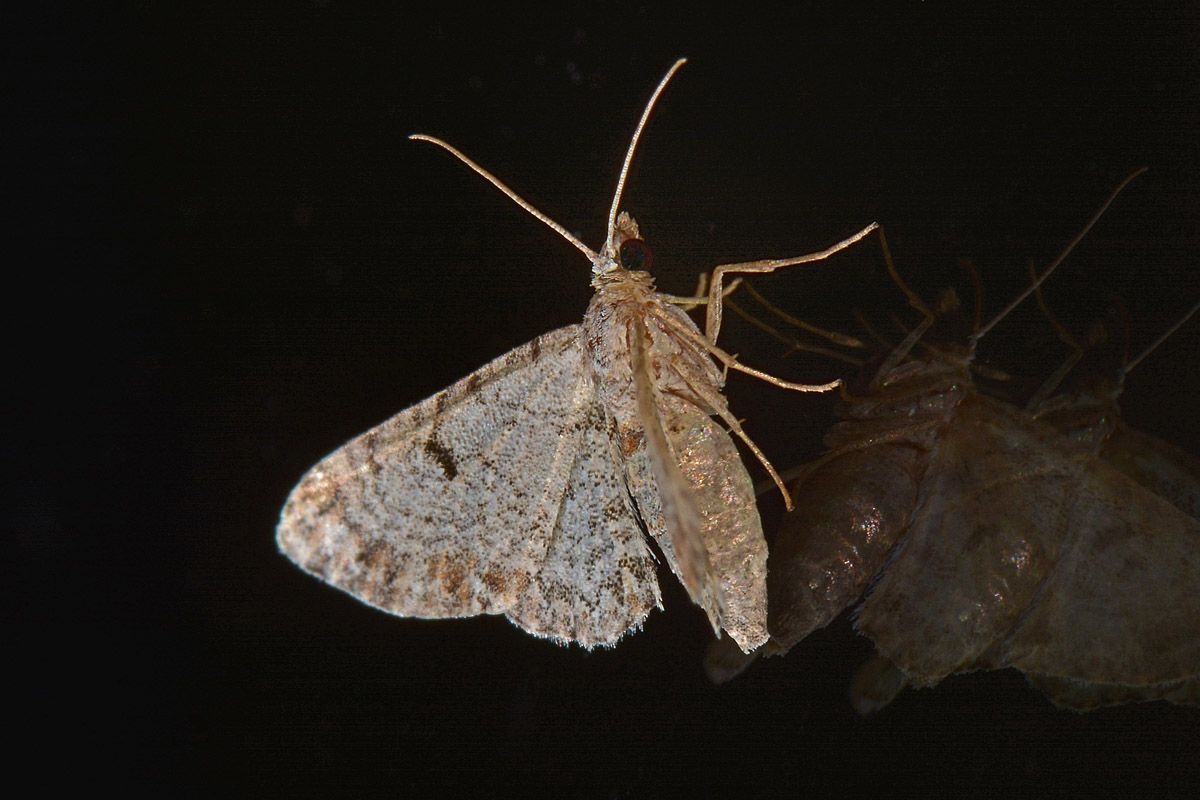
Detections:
[705, 223, 879, 344]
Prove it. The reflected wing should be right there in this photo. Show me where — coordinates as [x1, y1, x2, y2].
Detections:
[856, 397, 1200, 698]
[702, 634, 762, 684]
[848, 654, 912, 716]
[1100, 424, 1200, 520]
[1003, 456, 1200, 688]
[1026, 672, 1199, 710]
[856, 399, 1081, 684]
[277, 324, 659, 648]
[768, 446, 921, 652]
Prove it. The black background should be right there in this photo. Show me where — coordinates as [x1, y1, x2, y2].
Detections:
[16, 2, 1200, 795]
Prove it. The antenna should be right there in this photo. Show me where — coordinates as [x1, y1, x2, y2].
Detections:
[409, 59, 690, 273]
[970, 167, 1148, 345]
[604, 58, 688, 258]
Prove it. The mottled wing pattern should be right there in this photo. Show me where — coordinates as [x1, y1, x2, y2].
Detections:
[625, 310, 769, 653]
[276, 324, 660, 647]
[626, 315, 723, 636]
[661, 390, 769, 651]
[506, 399, 662, 646]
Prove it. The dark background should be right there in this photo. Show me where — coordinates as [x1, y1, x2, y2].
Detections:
[16, 2, 1200, 794]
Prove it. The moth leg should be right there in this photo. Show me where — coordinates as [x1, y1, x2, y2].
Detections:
[652, 305, 843, 394]
[704, 223, 879, 344]
[665, 345, 797, 509]
[1023, 257, 1100, 413]
[659, 274, 742, 311]
[722, 358, 839, 395]
[735, 281, 868, 354]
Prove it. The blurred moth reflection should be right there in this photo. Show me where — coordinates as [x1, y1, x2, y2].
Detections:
[708, 172, 1199, 712]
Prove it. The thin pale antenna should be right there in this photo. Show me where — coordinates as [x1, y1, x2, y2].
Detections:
[411, 59, 689, 269]
[605, 58, 689, 256]
[409, 134, 598, 261]
[971, 167, 1148, 345]
[1121, 298, 1200, 378]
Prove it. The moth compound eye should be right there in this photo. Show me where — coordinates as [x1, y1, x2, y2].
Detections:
[619, 238, 653, 272]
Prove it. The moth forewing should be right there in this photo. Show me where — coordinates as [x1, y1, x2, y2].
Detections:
[638, 311, 770, 649]
[276, 325, 664, 647]
[626, 312, 725, 632]
[502, 395, 666, 647]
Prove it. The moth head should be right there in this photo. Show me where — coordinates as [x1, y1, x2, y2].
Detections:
[613, 212, 653, 272]
[596, 60, 686, 275]
[595, 211, 654, 277]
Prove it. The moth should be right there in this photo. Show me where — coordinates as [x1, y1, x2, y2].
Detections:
[713, 171, 1200, 710]
[276, 59, 878, 652]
